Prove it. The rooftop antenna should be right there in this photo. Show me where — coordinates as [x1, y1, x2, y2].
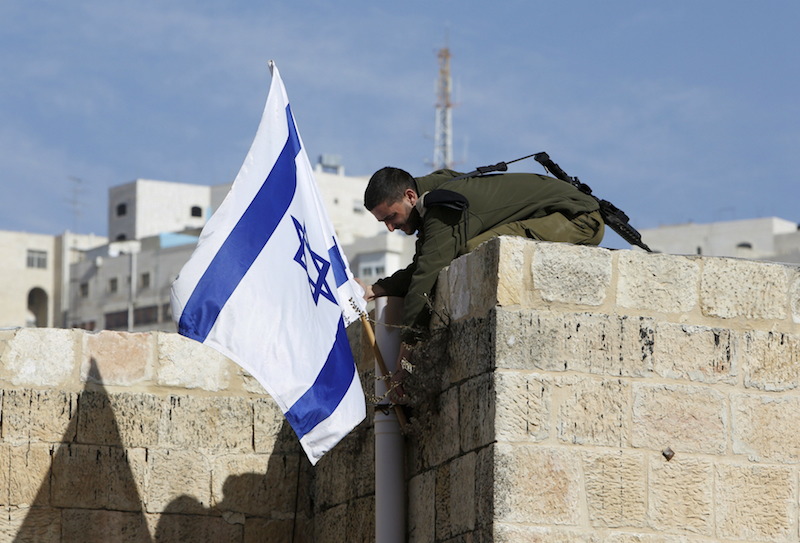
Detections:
[432, 44, 454, 170]
[67, 176, 85, 233]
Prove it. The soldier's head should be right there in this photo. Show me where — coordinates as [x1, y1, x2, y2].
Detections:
[364, 167, 420, 235]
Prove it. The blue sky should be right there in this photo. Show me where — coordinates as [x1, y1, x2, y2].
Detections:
[1, 1, 799, 249]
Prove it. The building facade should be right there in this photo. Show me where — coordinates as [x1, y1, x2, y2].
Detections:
[639, 216, 800, 263]
[0, 230, 107, 329]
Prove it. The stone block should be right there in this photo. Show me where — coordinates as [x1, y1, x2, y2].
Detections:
[435, 237, 502, 324]
[51, 444, 145, 511]
[459, 374, 495, 452]
[344, 496, 375, 543]
[314, 503, 346, 543]
[495, 309, 655, 377]
[76, 390, 163, 448]
[617, 252, 699, 314]
[211, 453, 306, 517]
[475, 445, 494, 531]
[146, 449, 211, 513]
[253, 396, 290, 454]
[443, 314, 496, 384]
[603, 534, 685, 543]
[494, 371, 549, 442]
[62, 509, 153, 542]
[436, 453, 477, 540]
[648, 455, 713, 536]
[0, 446, 7, 506]
[652, 323, 736, 384]
[7, 444, 53, 506]
[0, 506, 61, 541]
[791, 270, 800, 324]
[156, 332, 232, 391]
[531, 242, 612, 306]
[159, 395, 252, 451]
[494, 444, 582, 525]
[732, 393, 800, 463]
[632, 384, 727, 455]
[151, 511, 243, 542]
[715, 463, 794, 540]
[496, 236, 533, 307]
[557, 376, 630, 447]
[1, 389, 77, 444]
[417, 386, 460, 470]
[408, 470, 435, 543]
[81, 330, 155, 386]
[700, 258, 789, 320]
[741, 330, 800, 391]
[493, 524, 600, 542]
[583, 450, 646, 528]
[312, 420, 372, 513]
[1, 328, 77, 386]
[244, 517, 313, 543]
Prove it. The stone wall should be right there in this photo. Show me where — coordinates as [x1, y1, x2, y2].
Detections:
[3, 236, 800, 542]
[407, 236, 800, 541]
[0, 326, 376, 542]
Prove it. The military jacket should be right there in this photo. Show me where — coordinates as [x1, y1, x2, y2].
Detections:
[374, 169, 600, 344]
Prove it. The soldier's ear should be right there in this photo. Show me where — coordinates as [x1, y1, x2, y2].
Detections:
[404, 188, 418, 205]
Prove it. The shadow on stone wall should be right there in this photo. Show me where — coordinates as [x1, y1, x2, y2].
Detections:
[13, 360, 152, 542]
[152, 419, 314, 542]
[11, 360, 314, 542]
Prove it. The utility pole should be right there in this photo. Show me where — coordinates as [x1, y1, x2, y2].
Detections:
[432, 47, 454, 170]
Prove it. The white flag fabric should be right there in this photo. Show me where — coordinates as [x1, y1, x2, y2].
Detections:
[170, 61, 367, 465]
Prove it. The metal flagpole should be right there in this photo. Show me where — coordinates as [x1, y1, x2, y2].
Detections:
[363, 297, 406, 543]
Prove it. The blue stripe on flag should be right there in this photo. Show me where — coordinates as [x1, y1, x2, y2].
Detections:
[284, 318, 356, 439]
[178, 105, 301, 342]
[328, 238, 348, 288]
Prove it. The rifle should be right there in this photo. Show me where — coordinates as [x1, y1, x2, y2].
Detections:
[532, 152, 651, 252]
[447, 152, 652, 252]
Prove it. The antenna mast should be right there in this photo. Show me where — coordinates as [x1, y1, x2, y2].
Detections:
[432, 47, 454, 170]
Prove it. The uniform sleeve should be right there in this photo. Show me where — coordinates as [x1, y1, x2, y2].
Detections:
[373, 237, 421, 297]
[400, 208, 465, 344]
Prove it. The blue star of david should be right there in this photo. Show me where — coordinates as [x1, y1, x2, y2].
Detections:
[292, 216, 336, 305]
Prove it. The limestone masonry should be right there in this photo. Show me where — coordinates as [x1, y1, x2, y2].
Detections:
[1, 237, 799, 541]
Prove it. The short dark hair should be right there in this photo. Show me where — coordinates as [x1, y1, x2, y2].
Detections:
[364, 167, 417, 211]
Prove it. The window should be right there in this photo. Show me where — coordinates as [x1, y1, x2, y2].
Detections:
[162, 303, 172, 322]
[191, 205, 203, 217]
[140, 272, 151, 289]
[104, 310, 128, 330]
[116, 234, 127, 241]
[26, 250, 47, 269]
[80, 282, 89, 298]
[116, 203, 127, 216]
[134, 305, 158, 325]
[108, 278, 118, 293]
[737, 242, 753, 249]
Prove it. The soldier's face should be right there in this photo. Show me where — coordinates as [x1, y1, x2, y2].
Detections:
[370, 190, 419, 235]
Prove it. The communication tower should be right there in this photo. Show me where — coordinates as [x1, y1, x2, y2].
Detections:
[432, 47, 454, 170]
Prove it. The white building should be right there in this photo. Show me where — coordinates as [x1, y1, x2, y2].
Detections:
[638, 217, 800, 263]
[0, 230, 107, 329]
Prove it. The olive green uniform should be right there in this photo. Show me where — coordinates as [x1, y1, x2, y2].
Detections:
[374, 169, 603, 343]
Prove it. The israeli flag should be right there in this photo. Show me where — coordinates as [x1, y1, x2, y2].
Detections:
[170, 62, 367, 465]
